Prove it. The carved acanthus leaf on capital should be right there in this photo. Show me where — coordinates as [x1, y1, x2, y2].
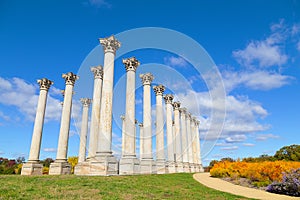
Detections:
[139, 73, 154, 85]
[80, 98, 92, 107]
[122, 57, 140, 72]
[164, 94, 174, 104]
[99, 35, 121, 54]
[37, 78, 53, 91]
[172, 101, 181, 110]
[62, 72, 79, 86]
[153, 84, 165, 96]
[179, 107, 187, 115]
[186, 112, 192, 120]
[91, 66, 103, 79]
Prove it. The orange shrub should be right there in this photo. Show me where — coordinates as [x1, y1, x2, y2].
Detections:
[210, 160, 300, 183]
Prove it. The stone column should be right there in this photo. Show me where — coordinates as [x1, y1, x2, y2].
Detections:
[21, 78, 53, 175]
[87, 66, 103, 160]
[195, 120, 204, 172]
[173, 102, 184, 173]
[49, 72, 78, 175]
[138, 123, 144, 159]
[91, 35, 120, 176]
[78, 98, 92, 163]
[139, 73, 156, 174]
[164, 94, 175, 173]
[153, 85, 166, 174]
[121, 115, 125, 155]
[179, 108, 190, 172]
[186, 112, 193, 172]
[190, 117, 196, 172]
[119, 57, 140, 175]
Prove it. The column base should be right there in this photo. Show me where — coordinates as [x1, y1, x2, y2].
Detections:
[176, 162, 184, 173]
[156, 159, 167, 174]
[49, 161, 71, 175]
[88, 154, 119, 176]
[199, 164, 204, 172]
[167, 161, 176, 173]
[190, 163, 196, 173]
[74, 162, 90, 175]
[21, 162, 43, 175]
[183, 162, 191, 173]
[119, 156, 140, 175]
[140, 159, 157, 174]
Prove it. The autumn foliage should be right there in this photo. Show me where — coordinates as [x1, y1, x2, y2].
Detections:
[210, 160, 300, 183]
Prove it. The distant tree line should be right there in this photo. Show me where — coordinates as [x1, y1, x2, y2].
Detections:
[205, 144, 300, 172]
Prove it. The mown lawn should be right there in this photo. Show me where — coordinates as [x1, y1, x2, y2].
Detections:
[0, 173, 251, 200]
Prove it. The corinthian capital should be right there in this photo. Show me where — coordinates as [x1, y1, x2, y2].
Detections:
[172, 101, 181, 110]
[139, 73, 154, 85]
[164, 94, 174, 104]
[122, 57, 140, 72]
[99, 35, 121, 54]
[179, 107, 187, 115]
[91, 66, 103, 79]
[153, 84, 165, 96]
[62, 72, 79, 86]
[80, 98, 92, 107]
[37, 78, 53, 91]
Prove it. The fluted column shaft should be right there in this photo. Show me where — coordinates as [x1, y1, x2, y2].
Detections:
[154, 85, 165, 162]
[186, 113, 193, 165]
[88, 66, 103, 159]
[78, 98, 91, 163]
[140, 73, 154, 159]
[173, 102, 182, 163]
[28, 78, 53, 162]
[56, 72, 78, 161]
[180, 108, 188, 164]
[122, 57, 139, 157]
[195, 120, 202, 165]
[164, 94, 174, 163]
[139, 123, 144, 158]
[97, 36, 120, 155]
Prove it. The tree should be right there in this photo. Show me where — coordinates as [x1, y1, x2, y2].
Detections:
[68, 156, 78, 174]
[274, 144, 300, 161]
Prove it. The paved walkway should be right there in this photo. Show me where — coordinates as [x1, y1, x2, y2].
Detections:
[193, 173, 298, 200]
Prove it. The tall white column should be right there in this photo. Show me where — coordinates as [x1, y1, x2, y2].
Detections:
[153, 85, 166, 174]
[164, 94, 175, 173]
[78, 98, 92, 163]
[21, 78, 53, 175]
[195, 120, 204, 172]
[173, 101, 184, 172]
[139, 73, 156, 174]
[119, 57, 140, 175]
[87, 66, 103, 160]
[138, 123, 144, 158]
[49, 72, 79, 175]
[186, 112, 193, 172]
[92, 35, 120, 176]
[190, 116, 196, 172]
[121, 115, 125, 155]
[179, 108, 190, 172]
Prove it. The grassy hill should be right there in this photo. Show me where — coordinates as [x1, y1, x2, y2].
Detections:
[0, 173, 250, 199]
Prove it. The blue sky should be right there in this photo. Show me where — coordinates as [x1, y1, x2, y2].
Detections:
[0, 0, 299, 166]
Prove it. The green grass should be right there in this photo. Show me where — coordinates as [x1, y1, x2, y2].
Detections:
[0, 173, 251, 200]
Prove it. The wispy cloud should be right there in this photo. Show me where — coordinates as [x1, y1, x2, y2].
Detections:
[43, 148, 57, 152]
[225, 134, 247, 143]
[164, 56, 188, 68]
[221, 146, 239, 151]
[255, 133, 280, 141]
[84, 0, 111, 8]
[243, 143, 255, 147]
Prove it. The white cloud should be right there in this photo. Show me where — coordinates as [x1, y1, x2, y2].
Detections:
[0, 76, 62, 122]
[0, 111, 10, 121]
[233, 40, 288, 68]
[255, 133, 280, 141]
[43, 148, 56, 152]
[86, 0, 111, 8]
[225, 134, 247, 143]
[223, 70, 293, 91]
[243, 143, 255, 147]
[0, 151, 4, 155]
[164, 56, 188, 68]
[221, 146, 238, 151]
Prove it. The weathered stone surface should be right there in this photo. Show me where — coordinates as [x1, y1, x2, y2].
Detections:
[21, 163, 43, 175]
